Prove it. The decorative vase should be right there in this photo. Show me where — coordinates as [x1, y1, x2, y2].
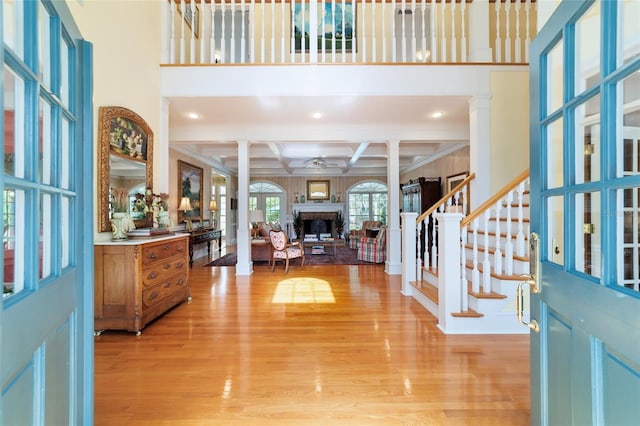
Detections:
[300, 195, 305, 203]
[158, 211, 170, 228]
[111, 212, 130, 241]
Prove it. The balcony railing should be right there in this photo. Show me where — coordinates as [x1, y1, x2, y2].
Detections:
[164, 0, 537, 65]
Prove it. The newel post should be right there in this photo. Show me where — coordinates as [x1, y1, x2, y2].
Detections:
[435, 213, 463, 332]
[401, 212, 418, 296]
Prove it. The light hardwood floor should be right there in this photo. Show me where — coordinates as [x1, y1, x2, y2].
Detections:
[94, 247, 530, 425]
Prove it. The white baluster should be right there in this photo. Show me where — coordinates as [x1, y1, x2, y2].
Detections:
[416, 218, 423, 281]
[382, 0, 387, 62]
[180, 0, 186, 64]
[320, 0, 326, 62]
[270, 0, 274, 63]
[199, 0, 205, 64]
[351, 0, 357, 63]
[430, 212, 437, 269]
[460, 0, 466, 62]
[241, 0, 247, 63]
[250, 0, 256, 63]
[430, 0, 437, 62]
[209, 1, 216, 63]
[504, 0, 511, 63]
[494, 200, 503, 278]
[371, 0, 377, 62]
[483, 210, 491, 294]
[460, 223, 468, 312]
[440, 0, 446, 62]
[423, 215, 430, 268]
[190, 1, 196, 63]
[169, 2, 176, 64]
[331, 0, 336, 63]
[514, 0, 521, 63]
[525, 0, 531, 62]
[259, 0, 265, 63]
[342, 0, 347, 61]
[516, 180, 526, 257]
[505, 190, 514, 275]
[494, 0, 501, 63]
[392, 0, 398, 62]
[472, 218, 480, 294]
[290, 0, 295, 63]
[301, 0, 306, 63]
[280, 0, 285, 63]
[361, 0, 366, 62]
[220, 0, 226, 63]
[420, 0, 427, 63]
[450, 0, 456, 62]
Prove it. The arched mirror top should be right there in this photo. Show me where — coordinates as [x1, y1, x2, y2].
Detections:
[97, 106, 154, 233]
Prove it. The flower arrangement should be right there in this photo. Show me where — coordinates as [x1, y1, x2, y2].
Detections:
[133, 188, 170, 213]
[111, 187, 129, 213]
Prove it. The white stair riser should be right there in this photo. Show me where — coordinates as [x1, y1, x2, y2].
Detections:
[463, 248, 530, 275]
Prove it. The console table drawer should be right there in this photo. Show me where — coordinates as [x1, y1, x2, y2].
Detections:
[142, 240, 186, 265]
[142, 272, 189, 309]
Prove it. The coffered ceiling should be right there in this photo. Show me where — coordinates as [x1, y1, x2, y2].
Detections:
[168, 95, 471, 177]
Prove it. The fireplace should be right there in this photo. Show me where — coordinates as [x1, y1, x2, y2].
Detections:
[300, 211, 337, 240]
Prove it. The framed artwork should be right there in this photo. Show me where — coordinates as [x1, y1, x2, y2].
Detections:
[178, 160, 203, 221]
[445, 171, 470, 213]
[307, 180, 330, 201]
[103, 107, 150, 161]
[293, 2, 354, 52]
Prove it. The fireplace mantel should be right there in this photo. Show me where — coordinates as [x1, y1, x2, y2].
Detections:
[291, 203, 344, 213]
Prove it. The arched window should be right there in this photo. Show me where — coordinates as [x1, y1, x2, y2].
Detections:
[249, 182, 285, 226]
[347, 181, 388, 231]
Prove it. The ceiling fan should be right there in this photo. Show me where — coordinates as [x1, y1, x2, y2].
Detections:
[304, 158, 327, 169]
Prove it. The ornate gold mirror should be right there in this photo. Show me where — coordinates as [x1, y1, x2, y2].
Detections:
[97, 106, 153, 232]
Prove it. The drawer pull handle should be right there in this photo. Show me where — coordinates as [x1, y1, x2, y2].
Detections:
[177, 247, 183, 252]
[176, 279, 184, 285]
[163, 264, 171, 270]
[164, 282, 171, 288]
[148, 253, 157, 259]
[176, 262, 184, 269]
[150, 291, 158, 300]
[163, 245, 170, 251]
[149, 271, 158, 279]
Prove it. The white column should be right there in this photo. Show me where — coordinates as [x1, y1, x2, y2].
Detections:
[436, 213, 463, 334]
[386, 140, 401, 275]
[401, 212, 418, 295]
[467, 0, 492, 62]
[236, 140, 252, 275]
[468, 96, 491, 209]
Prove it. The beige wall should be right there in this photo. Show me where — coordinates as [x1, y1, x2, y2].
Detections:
[67, 0, 163, 238]
[400, 146, 470, 196]
[490, 70, 530, 190]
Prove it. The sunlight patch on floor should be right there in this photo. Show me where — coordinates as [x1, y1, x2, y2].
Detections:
[271, 277, 336, 303]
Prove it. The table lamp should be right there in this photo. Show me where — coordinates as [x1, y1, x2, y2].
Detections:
[249, 209, 264, 239]
[178, 196, 194, 231]
[209, 199, 218, 229]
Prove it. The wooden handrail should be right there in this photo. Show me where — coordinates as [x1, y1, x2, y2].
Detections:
[416, 173, 476, 223]
[460, 169, 530, 228]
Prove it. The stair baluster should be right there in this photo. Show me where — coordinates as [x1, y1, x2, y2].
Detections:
[516, 180, 526, 257]
[493, 200, 503, 279]
[471, 218, 480, 293]
[482, 210, 491, 294]
[460, 222, 469, 312]
[416, 217, 423, 282]
[505, 190, 514, 275]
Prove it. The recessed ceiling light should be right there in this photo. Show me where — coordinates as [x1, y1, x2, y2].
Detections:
[431, 111, 443, 119]
[187, 112, 200, 119]
[312, 112, 322, 119]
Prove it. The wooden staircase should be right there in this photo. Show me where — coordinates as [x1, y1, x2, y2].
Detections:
[405, 170, 531, 334]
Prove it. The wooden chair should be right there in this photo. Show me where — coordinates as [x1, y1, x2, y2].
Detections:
[269, 229, 304, 273]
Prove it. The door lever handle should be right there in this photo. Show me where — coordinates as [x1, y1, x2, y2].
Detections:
[517, 276, 539, 333]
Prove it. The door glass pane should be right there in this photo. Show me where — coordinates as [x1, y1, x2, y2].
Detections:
[61, 38, 70, 107]
[39, 99, 52, 185]
[61, 117, 70, 189]
[547, 118, 564, 188]
[575, 192, 600, 277]
[575, 2, 600, 95]
[39, 193, 52, 280]
[621, 0, 640, 65]
[61, 196, 70, 269]
[575, 94, 601, 184]
[38, 2, 51, 88]
[3, 189, 26, 299]
[618, 71, 640, 178]
[4, 66, 25, 178]
[547, 41, 564, 114]
[620, 187, 640, 292]
[3, 0, 24, 57]
[547, 195, 564, 266]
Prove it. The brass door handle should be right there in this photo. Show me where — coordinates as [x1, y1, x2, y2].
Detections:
[516, 276, 539, 333]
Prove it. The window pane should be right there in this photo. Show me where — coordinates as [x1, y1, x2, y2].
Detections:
[547, 41, 564, 115]
[575, 2, 600, 95]
[547, 118, 564, 188]
[620, 187, 640, 292]
[3, 189, 26, 299]
[575, 192, 600, 277]
[3, 0, 24, 57]
[39, 99, 52, 184]
[39, 193, 52, 280]
[38, 2, 51, 88]
[621, 0, 640, 66]
[61, 117, 70, 188]
[547, 196, 564, 266]
[575, 94, 600, 184]
[61, 38, 70, 107]
[61, 196, 70, 269]
[4, 66, 26, 178]
[265, 196, 281, 224]
[618, 71, 640, 178]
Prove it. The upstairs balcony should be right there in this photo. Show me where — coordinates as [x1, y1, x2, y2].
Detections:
[163, 0, 538, 66]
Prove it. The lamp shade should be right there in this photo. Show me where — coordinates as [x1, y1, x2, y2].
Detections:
[178, 196, 193, 212]
[209, 199, 218, 212]
[249, 209, 264, 223]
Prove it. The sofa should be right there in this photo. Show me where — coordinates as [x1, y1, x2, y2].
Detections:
[357, 226, 387, 263]
[348, 220, 383, 249]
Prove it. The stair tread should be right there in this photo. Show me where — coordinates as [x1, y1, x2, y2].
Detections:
[472, 229, 529, 240]
[451, 309, 484, 318]
[410, 280, 438, 303]
[466, 282, 507, 299]
[463, 244, 529, 262]
[464, 261, 527, 281]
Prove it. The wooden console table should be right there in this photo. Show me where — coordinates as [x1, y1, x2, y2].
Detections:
[189, 228, 222, 266]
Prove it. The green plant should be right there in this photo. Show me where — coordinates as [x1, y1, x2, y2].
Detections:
[335, 210, 345, 237]
[292, 210, 303, 236]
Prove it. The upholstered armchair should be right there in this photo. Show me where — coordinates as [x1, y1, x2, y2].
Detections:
[348, 220, 383, 249]
[269, 229, 304, 273]
[357, 227, 387, 263]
